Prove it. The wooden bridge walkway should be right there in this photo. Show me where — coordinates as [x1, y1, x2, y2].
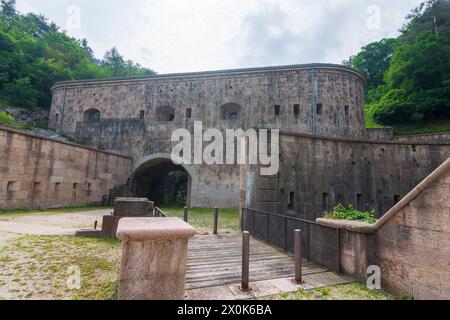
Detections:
[186, 233, 336, 290]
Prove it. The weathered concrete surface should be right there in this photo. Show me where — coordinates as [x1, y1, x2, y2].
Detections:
[0, 126, 132, 210]
[376, 158, 450, 300]
[116, 217, 196, 300]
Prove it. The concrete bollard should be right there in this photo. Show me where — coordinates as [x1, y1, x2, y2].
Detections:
[116, 217, 196, 300]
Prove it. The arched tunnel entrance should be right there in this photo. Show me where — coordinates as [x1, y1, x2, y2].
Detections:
[132, 157, 191, 207]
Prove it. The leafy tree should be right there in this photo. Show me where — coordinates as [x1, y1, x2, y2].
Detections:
[349, 0, 450, 126]
[3, 78, 38, 108]
[0, 8, 156, 109]
[0, 0, 16, 18]
[348, 38, 398, 102]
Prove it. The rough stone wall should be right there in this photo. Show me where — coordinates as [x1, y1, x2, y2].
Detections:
[0, 126, 132, 210]
[390, 132, 450, 144]
[376, 158, 450, 299]
[50, 65, 366, 140]
[244, 132, 450, 220]
[48, 65, 366, 208]
[366, 128, 394, 141]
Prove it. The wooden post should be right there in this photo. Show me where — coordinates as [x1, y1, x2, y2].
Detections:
[241, 231, 251, 291]
[184, 207, 189, 223]
[294, 229, 303, 284]
[213, 207, 219, 235]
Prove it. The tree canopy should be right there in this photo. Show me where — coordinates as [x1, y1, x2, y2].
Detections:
[0, 2, 155, 109]
[347, 0, 450, 125]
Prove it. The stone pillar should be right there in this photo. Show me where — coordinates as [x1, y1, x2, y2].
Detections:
[116, 217, 196, 300]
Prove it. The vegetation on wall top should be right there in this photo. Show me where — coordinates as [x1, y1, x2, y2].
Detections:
[324, 204, 377, 224]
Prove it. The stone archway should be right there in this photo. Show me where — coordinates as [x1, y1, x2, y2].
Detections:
[132, 153, 192, 207]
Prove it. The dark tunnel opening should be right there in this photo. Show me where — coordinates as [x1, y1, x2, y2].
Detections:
[132, 159, 191, 207]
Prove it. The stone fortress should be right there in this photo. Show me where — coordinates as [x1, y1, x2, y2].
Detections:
[48, 63, 369, 209]
[2, 63, 450, 299]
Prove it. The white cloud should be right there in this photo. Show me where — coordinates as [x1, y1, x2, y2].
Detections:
[15, 0, 423, 73]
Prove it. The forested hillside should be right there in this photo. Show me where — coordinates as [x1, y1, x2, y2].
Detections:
[346, 0, 450, 134]
[0, 0, 155, 110]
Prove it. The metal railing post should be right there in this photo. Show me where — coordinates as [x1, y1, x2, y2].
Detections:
[213, 207, 219, 235]
[184, 206, 189, 223]
[240, 231, 251, 291]
[240, 208, 244, 232]
[293, 229, 303, 284]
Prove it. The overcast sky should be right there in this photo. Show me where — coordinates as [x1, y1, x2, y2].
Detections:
[16, 0, 423, 74]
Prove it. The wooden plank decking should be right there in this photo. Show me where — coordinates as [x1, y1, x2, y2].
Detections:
[186, 233, 329, 290]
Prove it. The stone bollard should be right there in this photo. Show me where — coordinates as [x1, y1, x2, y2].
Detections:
[116, 217, 196, 300]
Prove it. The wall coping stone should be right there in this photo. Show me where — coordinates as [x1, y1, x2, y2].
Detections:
[375, 157, 450, 230]
[279, 130, 450, 146]
[316, 218, 376, 234]
[394, 131, 450, 138]
[0, 126, 132, 160]
[51, 63, 365, 91]
[116, 218, 196, 242]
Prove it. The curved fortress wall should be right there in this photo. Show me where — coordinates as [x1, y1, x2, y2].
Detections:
[49, 64, 366, 208]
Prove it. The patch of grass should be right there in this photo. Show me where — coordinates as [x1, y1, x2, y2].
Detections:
[263, 282, 393, 300]
[0, 235, 121, 300]
[393, 120, 450, 136]
[160, 206, 240, 233]
[324, 204, 376, 224]
[0, 205, 112, 217]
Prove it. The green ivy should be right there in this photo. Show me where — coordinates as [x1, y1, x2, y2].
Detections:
[324, 204, 376, 224]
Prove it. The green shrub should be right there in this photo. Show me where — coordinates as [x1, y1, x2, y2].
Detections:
[0, 111, 21, 128]
[324, 204, 376, 224]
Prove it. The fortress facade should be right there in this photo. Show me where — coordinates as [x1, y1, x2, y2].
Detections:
[48, 64, 367, 208]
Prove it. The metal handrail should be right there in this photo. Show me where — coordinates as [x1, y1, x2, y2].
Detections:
[243, 207, 340, 229]
[154, 207, 168, 218]
[242, 207, 341, 274]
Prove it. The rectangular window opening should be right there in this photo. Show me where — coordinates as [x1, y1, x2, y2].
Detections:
[7, 181, 15, 192]
[317, 103, 323, 115]
[274, 105, 281, 116]
[33, 182, 42, 196]
[288, 192, 295, 211]
[322, 193, 329, 211]
[139, 110, 145, 119]
[357, 193, 363, 210]
[294, 104, 300, 117]
[186, 108, 192, 119]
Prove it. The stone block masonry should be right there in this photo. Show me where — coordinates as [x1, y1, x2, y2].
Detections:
[0, 126, 132, 210]
[375, 157, 450, 299]
[48, 64, 367, 208]
[242, 131, 450, 220]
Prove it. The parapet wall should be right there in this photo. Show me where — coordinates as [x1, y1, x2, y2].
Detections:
[375, 157, 450, 299]
[0, 126, 132, 210]
[390, 132, 450, 144]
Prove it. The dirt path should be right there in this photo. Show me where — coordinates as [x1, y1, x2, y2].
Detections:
[0, 210, 110, 236]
